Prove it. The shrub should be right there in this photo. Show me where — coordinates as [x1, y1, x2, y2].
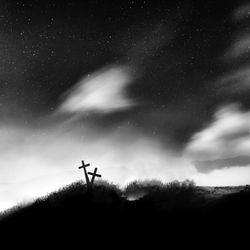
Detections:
[124, 179, 164, 197]
[124, 179, 195, 197]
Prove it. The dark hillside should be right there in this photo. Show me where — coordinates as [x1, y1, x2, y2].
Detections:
[1, 180, 250, 247]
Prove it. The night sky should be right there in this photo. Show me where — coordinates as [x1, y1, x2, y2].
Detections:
[1, 0, 250, 211]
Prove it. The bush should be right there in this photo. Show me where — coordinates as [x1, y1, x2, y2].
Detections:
[124, 179, 195, 197]
[124, 179, 164, 197]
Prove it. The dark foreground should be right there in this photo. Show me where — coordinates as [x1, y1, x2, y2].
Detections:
[0, 181, 250, 248]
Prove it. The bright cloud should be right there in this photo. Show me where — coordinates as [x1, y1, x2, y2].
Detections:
[185, 104, 250, 161]
[183, 104, 250, 184]
[192, 166, 250, 186]
[57, 65, 137, 115]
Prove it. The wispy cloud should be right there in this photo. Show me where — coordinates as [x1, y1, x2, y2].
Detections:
[57, 65, 137, 116]
[226, 34, 250, 59]
[194, 155, 250, 173]
[56, 21, 172, 118]
[216, 66, 250, 93]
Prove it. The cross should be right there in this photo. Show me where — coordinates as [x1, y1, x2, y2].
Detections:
[78, 160, 90, 186]
[88, 168, 102, 185]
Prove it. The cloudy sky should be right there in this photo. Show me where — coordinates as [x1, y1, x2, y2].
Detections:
[1, 0, 250, 211]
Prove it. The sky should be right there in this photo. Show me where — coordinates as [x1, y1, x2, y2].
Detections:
[1, 0, 250, 211]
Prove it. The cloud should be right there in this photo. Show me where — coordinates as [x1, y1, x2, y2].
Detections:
[57, 65, 137, 116]
[185, 103, 250, 164]
[216, 66, 250, 93]
[57, 22, 171, 118]
[194, 155, 250, 173]
[192, 166, 250, 186]
[226, 35, 250, 59]
[233, 3, 250, 21]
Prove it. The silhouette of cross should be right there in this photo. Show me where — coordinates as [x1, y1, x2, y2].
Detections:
[88, 168, 102, 185]
[78, 160, 90, 186]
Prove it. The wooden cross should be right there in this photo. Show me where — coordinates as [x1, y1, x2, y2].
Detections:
[88, 168, 102, 185]
[78, 160, 90, 186]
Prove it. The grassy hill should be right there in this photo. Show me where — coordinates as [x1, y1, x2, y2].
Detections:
[1, 180, 250, 247]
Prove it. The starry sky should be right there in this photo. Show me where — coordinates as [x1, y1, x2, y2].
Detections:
[1, 0, 250, 211]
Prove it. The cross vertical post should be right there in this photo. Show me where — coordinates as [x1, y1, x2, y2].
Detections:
[78, 160, 90, 186]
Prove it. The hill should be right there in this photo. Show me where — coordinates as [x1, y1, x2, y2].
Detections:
[1, 180, 250, 247]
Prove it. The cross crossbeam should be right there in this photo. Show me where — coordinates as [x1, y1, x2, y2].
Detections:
[78, 160, 90, 169]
